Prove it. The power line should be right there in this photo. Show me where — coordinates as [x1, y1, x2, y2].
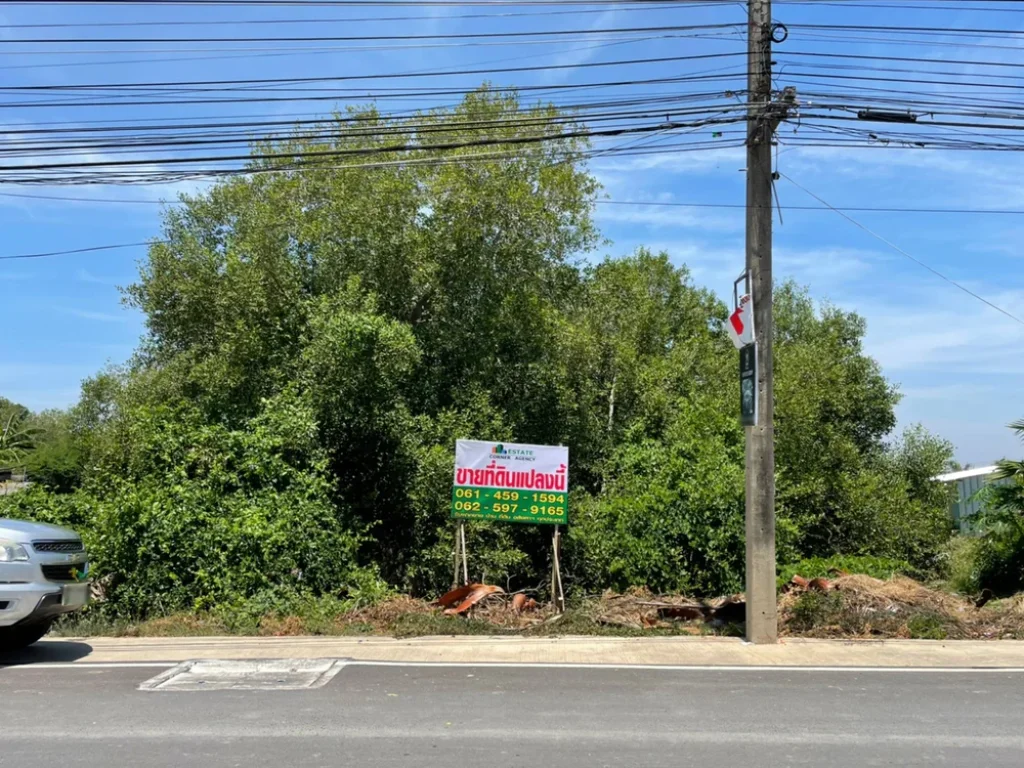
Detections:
[0, 51, 745, 91]
[0, 71, 750, 110]
[0, 241, 160, 261]
[0, 22, 739, 44]
[11, 189, 1024, 217]
[0, 113, 746, 173]
[0, 4, 709, 27]
[778, 172, 1024, 328]
[20, 46, 1024, 94]
[1, 1, 701, 5]
[596, 200, 1024, 215]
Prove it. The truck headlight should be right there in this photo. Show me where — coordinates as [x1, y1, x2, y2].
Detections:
[0, 539, 30, 562]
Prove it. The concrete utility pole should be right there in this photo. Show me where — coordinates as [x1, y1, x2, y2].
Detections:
[744, 0, 778, 644]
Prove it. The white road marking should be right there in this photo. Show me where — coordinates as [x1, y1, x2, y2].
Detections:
[138, 659, 348, 691]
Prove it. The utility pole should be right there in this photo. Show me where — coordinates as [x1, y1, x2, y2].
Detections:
[744, 0, 777, 644]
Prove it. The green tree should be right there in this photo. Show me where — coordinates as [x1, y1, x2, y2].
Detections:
[23, 410, 83, 493]
[0, 89, 967, 613]
[963, 419, 1024, 594]
[989, 419, 1024, 515]
[0, 397, 35, 469]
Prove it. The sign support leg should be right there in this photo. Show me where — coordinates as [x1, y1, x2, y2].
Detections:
[460, 520, 469, 586]
[551, 524, 565, 614]
[452, 522, 460, 589]
[452, 520, 469, 589]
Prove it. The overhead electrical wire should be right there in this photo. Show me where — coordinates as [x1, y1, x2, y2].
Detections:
[2, 137, 750, 186]
[1, 1, 714, 5]
[9, 189, 1024, 218]
[0, 240, 161, 261]
[0, 72, 751, 110]
[14, 47, 1024, 95]
[0, 50, 746, 91]
[0, 113, 747, 174]
[779, 172, 1024, 327]
[0, 3, 711, 27]
[0, 22, 742, 44]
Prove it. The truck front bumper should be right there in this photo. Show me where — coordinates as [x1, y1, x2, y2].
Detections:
[0, 582, 90, 627]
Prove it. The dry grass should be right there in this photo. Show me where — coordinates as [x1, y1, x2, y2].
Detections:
[779, 574, 1024, 640]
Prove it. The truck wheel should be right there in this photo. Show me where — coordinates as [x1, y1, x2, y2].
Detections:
[0, 620, 54, 652]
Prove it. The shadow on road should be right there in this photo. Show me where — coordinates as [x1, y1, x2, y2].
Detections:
[0, 640, 93, 667]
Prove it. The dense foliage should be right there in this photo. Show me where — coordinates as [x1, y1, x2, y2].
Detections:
[0, 90, 959, 617]
[950, 420, 1024, 596]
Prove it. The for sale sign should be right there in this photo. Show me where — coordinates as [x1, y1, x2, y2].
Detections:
[451, 440, 568, 525]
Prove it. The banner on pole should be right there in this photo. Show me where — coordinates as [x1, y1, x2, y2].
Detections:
[451, 440, 568, 525]
[740, 343, 757, 427]
[727, 293, 755, 349]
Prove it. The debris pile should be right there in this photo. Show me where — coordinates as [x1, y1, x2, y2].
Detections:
[779, 573, 1024, 640]
[590, 588, 744, 631]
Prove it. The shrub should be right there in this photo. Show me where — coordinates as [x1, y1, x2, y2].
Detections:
[0, 394, 373, 619]
[906, 612, 948, 640]
[789, 590, 844, 631]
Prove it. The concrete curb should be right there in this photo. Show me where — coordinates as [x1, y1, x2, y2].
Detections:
[25, 634, 1024, 668]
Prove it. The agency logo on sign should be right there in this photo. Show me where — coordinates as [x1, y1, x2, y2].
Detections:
[490, 444, 534, 459]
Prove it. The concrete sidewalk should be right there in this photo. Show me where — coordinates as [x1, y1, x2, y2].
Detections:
[19, 634, 1024, 667]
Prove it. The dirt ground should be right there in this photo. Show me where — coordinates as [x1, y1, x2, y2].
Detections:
[56, 575, 1024, 640]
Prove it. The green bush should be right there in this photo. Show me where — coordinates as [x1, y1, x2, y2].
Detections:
[943, 536, 986, 595]
[789, 590, 845, 631]
[906, 612, 948, 640]
[954, 525, 1024, 597]
[567, 400, 748, 596]
[1, 395, 374, 618]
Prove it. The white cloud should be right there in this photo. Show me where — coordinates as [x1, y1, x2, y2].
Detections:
[57, 307, 131, 324]
[0, 363, 91, 386]
[540, 10, 621, 83]
[593, 145, 746, 176]
[595, 202, 742, 233]
[850, 286, 1024, 375]
[782, 144, 1024, 211]
[77, 268, 125, 286]
[898, 383, 999, 402]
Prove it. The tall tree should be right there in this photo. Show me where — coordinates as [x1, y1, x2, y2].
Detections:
[0, 397, 34, 469]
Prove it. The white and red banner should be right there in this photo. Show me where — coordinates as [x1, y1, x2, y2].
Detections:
[727, 293, 754, 349]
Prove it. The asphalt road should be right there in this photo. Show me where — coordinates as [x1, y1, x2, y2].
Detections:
[2, 661, 1023, 767]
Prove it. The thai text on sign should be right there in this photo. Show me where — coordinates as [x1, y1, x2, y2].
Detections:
[451, 440, 568, 525]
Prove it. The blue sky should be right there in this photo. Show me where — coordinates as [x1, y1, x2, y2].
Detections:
[0, 1, 1022, 465]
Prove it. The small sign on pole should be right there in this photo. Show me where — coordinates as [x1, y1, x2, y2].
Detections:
[740, 343, 757, 427]
[728, 270, 755, 350]
[727, 294, 754, 349]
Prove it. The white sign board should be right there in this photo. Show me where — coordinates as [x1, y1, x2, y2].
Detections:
[454, 440, 568, 491]
[452, 440, 568, 524]
[727, 293, 754, 349]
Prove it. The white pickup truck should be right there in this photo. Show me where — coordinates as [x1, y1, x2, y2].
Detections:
[0, 518, 90, 651]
